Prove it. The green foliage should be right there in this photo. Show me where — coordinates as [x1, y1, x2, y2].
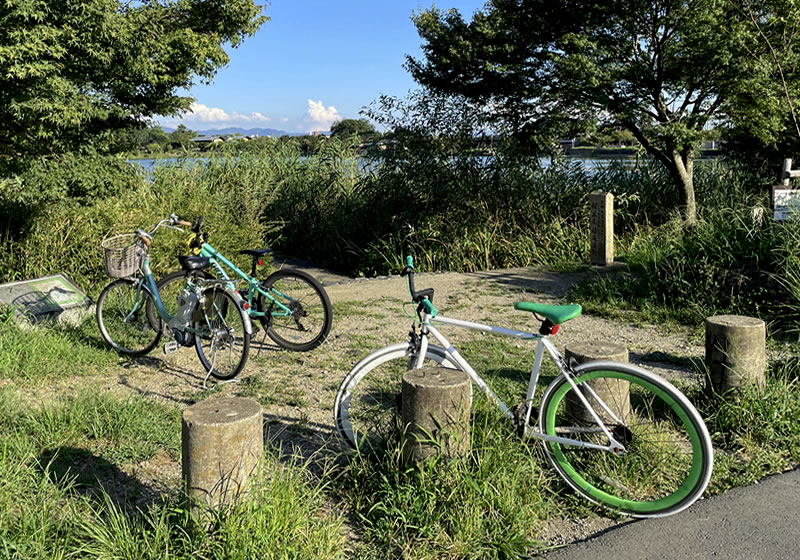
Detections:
[0, 154, 274, 291]
[111, 126, 172, 154]
[0, 0, 266, 167]
[0, 152, 146, 252]
[586, 126, 636, 149]
[685, 359, 800, 491]
[329, 118, 379, 142]
[572, 175, 800, 334]
[407, 0, 800, 223]
[168, 125, 197, 150]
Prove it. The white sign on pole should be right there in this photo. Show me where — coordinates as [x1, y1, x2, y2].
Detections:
[773, 187, 800, 220]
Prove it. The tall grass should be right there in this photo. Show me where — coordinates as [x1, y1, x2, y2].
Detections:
[684, 358, 800, 491]
[0, 306, 115, 382]
[2, 139, 795, 332]
[336, 404, 557, 560]
[572, 198, 800, 332]
[0, 152, 277, 295]
[0, 388, 347, 559]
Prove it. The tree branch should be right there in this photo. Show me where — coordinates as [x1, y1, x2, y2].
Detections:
[740, 0, 800, 139]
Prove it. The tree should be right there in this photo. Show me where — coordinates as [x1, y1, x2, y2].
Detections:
[330, 118, 379, 141]
[107, 125, 168, 153]
[408, 0, 800, 224]
[0, 0, 266, 167]
[169, 125, 197, 150]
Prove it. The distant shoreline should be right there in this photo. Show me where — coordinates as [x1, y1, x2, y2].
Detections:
[565, 146, 721, 158]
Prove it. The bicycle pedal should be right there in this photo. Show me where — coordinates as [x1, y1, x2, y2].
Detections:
[163, 341, 179, 354]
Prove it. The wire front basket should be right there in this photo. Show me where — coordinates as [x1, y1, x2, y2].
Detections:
[101, 234, 146, 278]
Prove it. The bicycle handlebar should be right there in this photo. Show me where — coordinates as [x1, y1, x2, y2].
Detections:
[136, 229, 152, 246]
[401, 255, 437, 316]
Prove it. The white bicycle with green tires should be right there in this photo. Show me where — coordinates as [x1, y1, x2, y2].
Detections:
[333, 256, 713, 518]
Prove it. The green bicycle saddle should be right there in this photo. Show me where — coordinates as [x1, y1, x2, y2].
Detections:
[514, 302, 582, 325]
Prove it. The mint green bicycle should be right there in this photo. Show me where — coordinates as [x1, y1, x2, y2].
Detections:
[334, 257, 713, 518]
[152, 216, 332, 352]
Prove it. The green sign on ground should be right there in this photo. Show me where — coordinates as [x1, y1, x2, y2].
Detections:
[0, 274, 91, 322]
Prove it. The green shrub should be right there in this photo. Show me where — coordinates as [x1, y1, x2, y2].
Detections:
[573, 202, 800, 332]
[0, 154, 276, 294]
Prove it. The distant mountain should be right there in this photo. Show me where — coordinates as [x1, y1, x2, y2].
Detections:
[161, 126, 303, 137]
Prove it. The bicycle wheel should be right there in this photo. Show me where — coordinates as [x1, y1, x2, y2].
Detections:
[96, 279, 162, 355]
[539, 362, 713, 517]
[193, 284, 251, 380]
[149, 269, 214, 328]
[257, 268, 332, 352]
[334, 343, 461, 453]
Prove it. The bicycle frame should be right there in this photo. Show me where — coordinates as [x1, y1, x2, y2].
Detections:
[131, 254, 228, 339]
[137, 258, 174, 323]
[194, 242, 295, 320]
[415, 312, 626, 454]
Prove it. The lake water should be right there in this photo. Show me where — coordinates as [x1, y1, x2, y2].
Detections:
[128, 156, 642, 174]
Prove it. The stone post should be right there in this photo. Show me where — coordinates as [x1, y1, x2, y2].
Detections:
[182, 397, 263, 510]
[401, 367, 471, 462]
[564, 341, 630, 423]
[705, 315, 766, 393]
[782, 158, 793, 186]
[589, 191, 614, 266]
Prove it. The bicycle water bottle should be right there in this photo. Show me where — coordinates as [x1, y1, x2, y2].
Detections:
[168, 288, 198, 345]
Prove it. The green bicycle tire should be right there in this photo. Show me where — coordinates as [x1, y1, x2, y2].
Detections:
[539, 362, 713, 517]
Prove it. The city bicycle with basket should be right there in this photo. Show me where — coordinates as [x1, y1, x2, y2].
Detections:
[96, 215, 252, 380]
[333, 257, 713, 518]
[152, 216, 332, 352]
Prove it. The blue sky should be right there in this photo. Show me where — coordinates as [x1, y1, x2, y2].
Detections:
[157, 1, 488, 133]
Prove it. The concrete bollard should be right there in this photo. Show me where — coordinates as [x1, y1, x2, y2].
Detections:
[401, 367, 471, 462]
[705, 315, 766, 393]
[564, 341, 630, 423]
[589, 191, 614, 266]
[182, 397, 263, 510]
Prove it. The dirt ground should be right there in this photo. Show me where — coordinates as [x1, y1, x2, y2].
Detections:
[38, 262, 718, 546]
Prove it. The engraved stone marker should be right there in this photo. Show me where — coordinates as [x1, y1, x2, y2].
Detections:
[589, 191, 614, 266]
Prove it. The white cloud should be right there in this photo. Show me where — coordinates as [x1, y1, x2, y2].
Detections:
[187, 103, 270, 124]
[306, 99, 340, 131]
[160, 102, 271, 128]
[158, 100, 345, 133]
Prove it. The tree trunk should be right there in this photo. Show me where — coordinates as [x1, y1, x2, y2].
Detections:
[671, 148, 697, 226]
[623, 121, 698, 227]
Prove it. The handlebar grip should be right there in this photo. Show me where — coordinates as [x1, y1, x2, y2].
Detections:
[420, 298, 438, 316]
[137, 231, 152, 247]
[178, 220, 192, 227]
[406, 255, 414, 268]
